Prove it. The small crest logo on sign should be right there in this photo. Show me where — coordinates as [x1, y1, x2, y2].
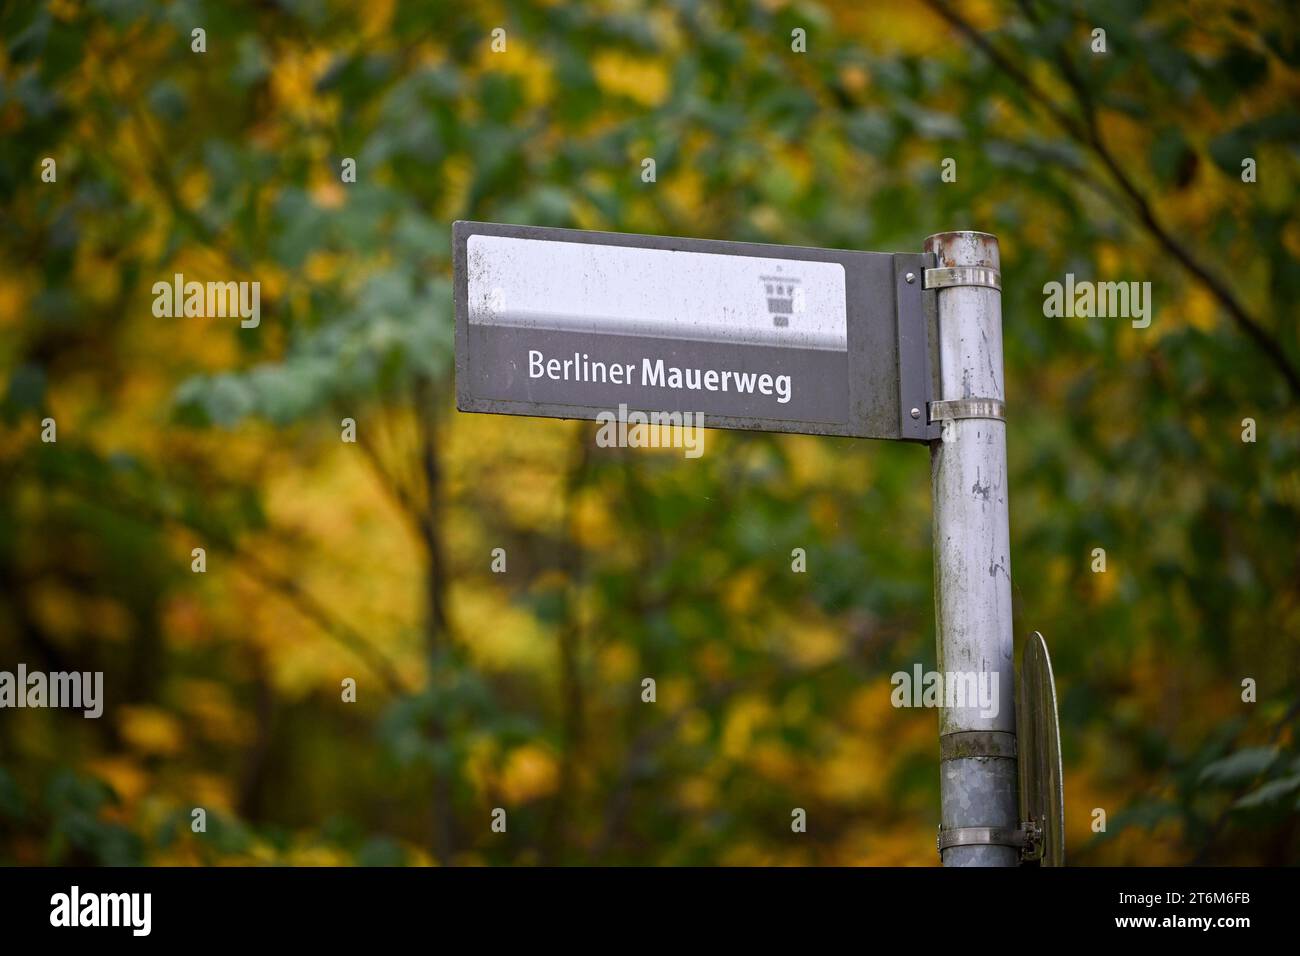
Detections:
[760, 273, 801, 328]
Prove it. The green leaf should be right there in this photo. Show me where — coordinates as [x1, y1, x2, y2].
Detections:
[1199, 746, 1278, 786]
[1233, 774, 1300, 810]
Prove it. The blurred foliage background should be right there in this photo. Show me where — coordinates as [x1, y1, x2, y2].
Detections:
[1, 0, 1298, 866]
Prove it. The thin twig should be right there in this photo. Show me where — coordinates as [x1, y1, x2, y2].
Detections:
[922, 0, 1300, 397]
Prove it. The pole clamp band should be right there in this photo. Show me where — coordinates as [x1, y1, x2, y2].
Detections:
[940, 730, 1017, 761]
[937, 821, 1043, 860]
[928, 398, 1006, 423]
[937, 826, 1026, 852]
[923, 266, 1001, 291]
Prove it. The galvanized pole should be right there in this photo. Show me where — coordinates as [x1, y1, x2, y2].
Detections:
[925, 231, 1019, 867]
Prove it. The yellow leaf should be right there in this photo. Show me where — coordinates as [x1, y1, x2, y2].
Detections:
[118, 705, 185, 757]
[501, 744, 559, 804]
[592, 52, 669, 107]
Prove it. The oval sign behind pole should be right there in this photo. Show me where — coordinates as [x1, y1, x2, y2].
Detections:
[1018, 630, 1065, 866]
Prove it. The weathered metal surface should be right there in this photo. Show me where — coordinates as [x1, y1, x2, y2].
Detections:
[1018, 630, 1065, 866]
[939, 730, 1018, 761]
[453, 221, 936, 442]
[928, 230, 1019, 867]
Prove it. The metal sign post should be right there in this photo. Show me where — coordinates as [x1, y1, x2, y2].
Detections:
[452, 221, 1062, 867]
[925, 232, 1021, 866]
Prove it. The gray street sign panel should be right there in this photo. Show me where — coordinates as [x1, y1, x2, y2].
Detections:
[453, 221, 937, 442]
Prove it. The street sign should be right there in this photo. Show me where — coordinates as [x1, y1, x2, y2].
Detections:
[454, 221, 936, 442]
[455, 223, 1034, 868]
[1018, 631, 1065, 866]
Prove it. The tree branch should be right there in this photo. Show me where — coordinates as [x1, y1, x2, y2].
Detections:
[922, 0, 1300, 397]
[42, 458, 406, 693]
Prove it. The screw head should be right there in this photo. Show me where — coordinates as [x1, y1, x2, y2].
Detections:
[910, 407, 921, 419]
[905, 272, 916, 283]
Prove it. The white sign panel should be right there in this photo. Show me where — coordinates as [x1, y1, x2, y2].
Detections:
[467, 234, 848, 351]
